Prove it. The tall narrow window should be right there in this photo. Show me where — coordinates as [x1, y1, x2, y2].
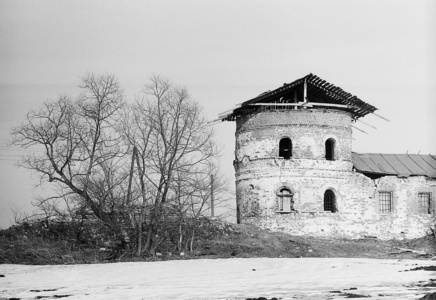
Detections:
[379, 192, 392, 214]
[279, 138, 292, 159]
[278, 188, 293, 212]
[325, 138, 335, 161]
[418, 193, 431, 214]
[324, 189, 336, 212]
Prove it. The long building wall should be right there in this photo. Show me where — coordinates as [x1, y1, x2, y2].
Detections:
[239, 172, 436, 239]
[234, 109, 436, 239]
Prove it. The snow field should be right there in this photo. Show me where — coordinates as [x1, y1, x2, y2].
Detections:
[1, 258, 435, 299]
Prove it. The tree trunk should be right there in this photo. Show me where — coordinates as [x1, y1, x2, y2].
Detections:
[190, 227, 196, 252]
[142, 225, 157, 256]
[136, 225, 143, 257]
[178, 222, 183, 251]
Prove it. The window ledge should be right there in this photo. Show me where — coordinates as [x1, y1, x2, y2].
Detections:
[275, 211, 297, 214]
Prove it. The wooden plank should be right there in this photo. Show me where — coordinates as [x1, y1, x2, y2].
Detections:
[372, 112, 390, 122]
[248, 103, 303, 107]
[207, 119, 222, 125]
[310, 102, 349, 108]
[308, 76, 318, 84]
[248, 102, 349, 109]
[351, 125, 367, 134]
[357, 119, 377, 129]
[217, 112, 232, 119]
[218, 104, 241, 116]
[304, 79, 308, 102]
[293, 90, 298, 110]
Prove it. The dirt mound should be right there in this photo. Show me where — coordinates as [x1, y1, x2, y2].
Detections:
[192, 222, 435, 260]
[1, 220, 435, 264]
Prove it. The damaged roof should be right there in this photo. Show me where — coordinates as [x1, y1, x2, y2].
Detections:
[219, 74, 378, 121]
[352, 153, 436, 179]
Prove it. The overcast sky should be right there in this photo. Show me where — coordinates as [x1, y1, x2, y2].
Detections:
[0, 0, 435, 228]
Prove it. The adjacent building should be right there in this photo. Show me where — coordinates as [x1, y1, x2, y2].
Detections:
[219, 74, 436, 239]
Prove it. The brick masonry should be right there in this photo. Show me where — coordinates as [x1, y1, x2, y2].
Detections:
[234, 109, 436, 239]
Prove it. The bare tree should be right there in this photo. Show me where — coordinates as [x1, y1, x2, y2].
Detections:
[11, 73, 129, 243]
[171, 162, 230, 252]
[12, 73, 230, 258]
[121, 75, 220, 255]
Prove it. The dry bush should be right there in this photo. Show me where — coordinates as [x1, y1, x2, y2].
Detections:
[0, 219, 111, 264]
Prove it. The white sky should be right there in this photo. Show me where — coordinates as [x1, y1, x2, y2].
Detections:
[0, 0, 435, 228]
[1, 258, 435, 299]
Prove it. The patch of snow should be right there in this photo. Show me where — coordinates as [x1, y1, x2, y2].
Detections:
[1, 258, 435, 299]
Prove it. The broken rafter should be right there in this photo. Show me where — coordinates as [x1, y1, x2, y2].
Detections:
[248, 103, 301, 107]
[247, 102, 350, 109]
[309, 102, 349, 109]
[372, 112, 390, 122]
[219, 74, 378, 122]
[351, 125, 367, 134]
[357, 119, 377, 130]
[218, 112, 231, 119]
[218, 104, 242, 117]
[207, 118, 223, 125]
[304, 78, 308, 103]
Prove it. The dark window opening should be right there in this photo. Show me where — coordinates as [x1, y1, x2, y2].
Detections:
[325, 138, 335, 161]
[379, 192, 392, 213]
[278, 188, 294, 212]
[418, 193, 431, 214]
[323, 189, 336, 212]
[279, 138, 292, 159]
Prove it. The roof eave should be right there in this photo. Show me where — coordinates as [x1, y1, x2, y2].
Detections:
[221, 74, 378, 121]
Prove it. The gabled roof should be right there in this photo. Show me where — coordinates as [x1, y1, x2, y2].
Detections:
[219, 74, 378, 121]
[352, 153, 436, 179]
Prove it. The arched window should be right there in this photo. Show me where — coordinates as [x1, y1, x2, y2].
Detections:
[278, 187, 294, 212]
[325, 138, 335, 161]
[324, 189, 336, 213]
[279, 138, 292, 159]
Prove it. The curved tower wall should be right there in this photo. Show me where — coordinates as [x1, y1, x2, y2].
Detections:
[234, 109, 354, 222]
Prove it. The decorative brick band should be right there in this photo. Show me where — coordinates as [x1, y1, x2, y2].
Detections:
[237, 110, 352, 133]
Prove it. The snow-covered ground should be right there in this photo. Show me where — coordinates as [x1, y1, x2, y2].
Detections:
[1, 258, 435, 300]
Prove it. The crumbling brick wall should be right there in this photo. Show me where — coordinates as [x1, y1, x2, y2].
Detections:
[236, 109, 352, 162]
[234, 109, 436, 239]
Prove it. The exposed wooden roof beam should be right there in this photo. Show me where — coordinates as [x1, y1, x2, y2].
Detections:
[247, 102, 351, 109]
[248, 103, 302, 107]
[218, 104, 242, 117]
[207, 119, 222, 125]
[372, 112, 390, 122]
[351, 125, 367, 134]
[357, 119, 377, 130]
[220, 74, 379, 121]
[310, 102, 349, 108]
[304, 78, 308, 103]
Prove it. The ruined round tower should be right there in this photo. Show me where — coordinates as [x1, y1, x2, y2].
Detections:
[219, 74, 377, 225]
[235, 109, 353, 220]
[219, 74, 436, 240]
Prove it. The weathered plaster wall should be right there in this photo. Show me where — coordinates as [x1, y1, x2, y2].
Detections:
[243, 174, 436, 239]
[234, 109, 436, 239]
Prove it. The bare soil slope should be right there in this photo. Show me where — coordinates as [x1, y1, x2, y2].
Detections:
[194, 222, 435, 260]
